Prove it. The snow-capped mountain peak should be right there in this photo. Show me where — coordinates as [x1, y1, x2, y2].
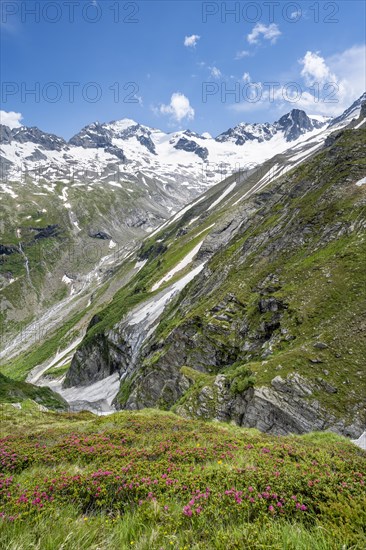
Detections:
[107, 118, 139, 132]
[1, 93, 365, 189]
[274, 108, 324, 141]
[329, 92, 366, 127]
[216, 108, 329, 146]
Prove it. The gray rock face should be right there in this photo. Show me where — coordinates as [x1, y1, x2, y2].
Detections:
[11, 126, 66, 150]
[0, 125, 13, 144]
[183, 130, 205, 139]
[270, 373, 312, 397]
[137, 134, 156, 155]
[25, 149, 48, 162]
[32, 224, 60, 241]
[0, 244, 19, 255]
[68, 121, 155, 159]
[215, 109, 327, 145]
[174, 137, 208, 160]
[63, 332, 127, 388]
[176, 373, 363, 438]
[0, 155, 13, 178]
[275, 109, 321, 141]
[359, 102, 366, 124]
[104, 145, 127, 162]
[216, 122, 275, 145]
[89, 231, 112, 240]
[314, 342, 328, 350]
[68, 122, 112, 148]
[258, 297, 285, 314]
[68, 123, 128, 162]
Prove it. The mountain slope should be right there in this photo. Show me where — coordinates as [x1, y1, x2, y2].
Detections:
[2, 96, 366, 431]
[0, 372, 67, 410]
[38, 124, 366, 436]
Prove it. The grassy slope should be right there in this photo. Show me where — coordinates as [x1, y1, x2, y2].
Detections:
[0, 407, 365, 549]
[0, 373, 67, 410]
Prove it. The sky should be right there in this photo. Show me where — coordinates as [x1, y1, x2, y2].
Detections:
[1, 0, 365, 139]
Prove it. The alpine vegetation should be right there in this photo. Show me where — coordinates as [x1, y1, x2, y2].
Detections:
[1, 2, 365, 548]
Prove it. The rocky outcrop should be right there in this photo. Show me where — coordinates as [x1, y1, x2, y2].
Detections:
[0, 244, 19, 255]
[175, 373, 363, 438]
[11, 126, 66, 150]
[174, 138, 208, 160]
[63, 332, 128, 388]
[0, 125, 13, 144]
[25, 149, 48, 162]
[104, 145, 127, 162]
[32, 224, 60, 240]
[68, 123, 128, 162]
[215, 109, 327, 145]
[137, 135, 156, 155]
[216, 122, 275, 145]
[68, 122, 112, 148]
[89, 230, 112, 240]
[275, 109, 322, 141]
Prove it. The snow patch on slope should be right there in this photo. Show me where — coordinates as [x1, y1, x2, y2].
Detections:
[208, 182, 236, 211]
[355, 177, 366, 186]
[151, 241, 204, 291]
[130, 263, 205, 328]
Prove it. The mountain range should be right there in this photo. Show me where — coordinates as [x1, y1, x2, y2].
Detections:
[0, 107, 342, 186]
[0, 93, 366, 442]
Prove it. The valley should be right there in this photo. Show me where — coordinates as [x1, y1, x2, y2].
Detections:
[1, 94, 365, 442]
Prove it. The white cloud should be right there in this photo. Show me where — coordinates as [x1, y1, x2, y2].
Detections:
[0, 110, 23, 129]
[247, 23, 281, 45]
[327, 44, 366, 98]
[235, 50, 250, 59]
[296, 45, 366, 116]
[242, 72, 251, 83]
[230, 45, 366, 118]
[290, 9, 302, 20]
[210, 66, 222, 79]
[160, 92, 195, 122]
[299, 51, 335, 85]
[184, 34, 200, 48]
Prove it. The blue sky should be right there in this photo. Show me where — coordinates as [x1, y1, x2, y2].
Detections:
[1, 0, 365, 138]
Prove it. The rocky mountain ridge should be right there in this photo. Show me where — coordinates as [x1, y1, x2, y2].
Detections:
[59, 123, 365, 436]
[0, 108, 334, 186]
